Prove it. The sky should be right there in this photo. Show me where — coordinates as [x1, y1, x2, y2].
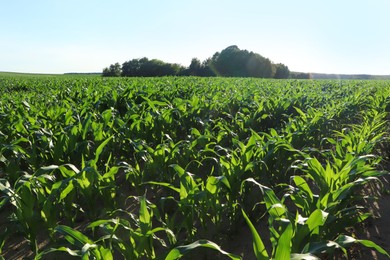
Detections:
[1, 0, 390, 75]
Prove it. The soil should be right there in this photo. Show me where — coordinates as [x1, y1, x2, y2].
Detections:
[351, 176, 390, 260]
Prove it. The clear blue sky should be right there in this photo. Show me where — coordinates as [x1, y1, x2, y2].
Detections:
[1, 0, 390, 74]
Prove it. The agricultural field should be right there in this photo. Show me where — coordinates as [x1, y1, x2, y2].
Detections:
[0, 74, 390, 259]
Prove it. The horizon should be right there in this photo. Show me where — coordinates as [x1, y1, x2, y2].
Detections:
[1, 1, 390, 75]
[2, 67, 390, 77]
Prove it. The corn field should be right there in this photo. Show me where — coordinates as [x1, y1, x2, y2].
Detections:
[0, 75, 390, 259]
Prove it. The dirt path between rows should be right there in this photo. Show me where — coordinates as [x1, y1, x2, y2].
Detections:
[354, 176, 390, 260]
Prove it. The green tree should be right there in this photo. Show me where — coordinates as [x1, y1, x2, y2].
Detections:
[184, 58, 215, 76]
[104, 45, 287, 78]
[189, 58, 202, 75]
[246, 53, 274, 78]
[122, 59, 142, 76]
[274, 63, 290, 79]
[211, 45, 247, 77]
[199, 58, 216, 76]
[120, 58, 184, 77]
[102, 62, 121, 77]
[210, 46, 276, 78]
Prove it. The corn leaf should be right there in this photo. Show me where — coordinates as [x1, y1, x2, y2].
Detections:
[165, 239, 241, 260]
[241, 208, 269, 260]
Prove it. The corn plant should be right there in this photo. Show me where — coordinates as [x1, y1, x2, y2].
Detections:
[240, 178, 389, 259]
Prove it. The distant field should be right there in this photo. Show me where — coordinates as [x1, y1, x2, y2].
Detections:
[0, 71, 61, 77]
[308, 72, 390, 80]
[0, 71, 101, 77]
[0, 75, 389, 259]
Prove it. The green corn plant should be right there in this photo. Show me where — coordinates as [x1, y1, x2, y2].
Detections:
[291, 156, 386, 237]
[85, 195, 176, 259]
[240, 178, 310, 260]
[144, 164, 202, 238]
[240, 177, 390, 259]
[218, 130, 267, 201]
[145, 163, 232, 239]
[0, 137, 30, 185]
[0, 176, 47, 254]
[39, 164, 81, 228]
[326, 115, 386, 161]
[38, 158, 118, 227]
[1, 164, 82, 254]
[36, 225, 113, 260]
[87, 217, 139, 259]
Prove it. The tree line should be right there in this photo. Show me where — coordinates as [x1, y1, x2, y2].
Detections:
[103, 45, 290, 78]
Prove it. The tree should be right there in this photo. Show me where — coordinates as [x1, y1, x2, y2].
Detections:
[120, 57, 185, 77]
[188, 58, 202, 75]
[122, 59, 142, 76]
[210, 46, 276, 78]
[211, 45, 247, 77]
[103, 45, 288, 78]
[102, 62, 121, 77]
[274, 63, 290, 79]
[199, 58, 216, 76]
[246, 53, 274, 78]
[184, 58, 216, 76]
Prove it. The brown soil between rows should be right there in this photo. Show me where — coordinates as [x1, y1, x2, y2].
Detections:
[352, 176, 390, 260]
